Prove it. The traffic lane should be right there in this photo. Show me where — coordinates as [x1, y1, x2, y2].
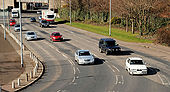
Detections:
[27, 21, 170, 91]
[20, 40, 74, 92]
[9, 23, 75, 91]
[52, 26, 170, 91]
[21, 17, 169, 91]
[61, 64, 115, 92]
[23, 20, 117, 92]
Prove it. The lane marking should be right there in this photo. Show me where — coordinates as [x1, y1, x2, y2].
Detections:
[76, 67, 80, 73]
[107, 64, 115, 73]
[121, 75, 124, 84]
[115, 75, 118, 84]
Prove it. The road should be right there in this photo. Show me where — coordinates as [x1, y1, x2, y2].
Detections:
[8, 13, 170, 92]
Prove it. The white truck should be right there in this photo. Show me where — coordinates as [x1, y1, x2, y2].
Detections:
[41, 10, 56, 23]
[12, 8, 19, 18]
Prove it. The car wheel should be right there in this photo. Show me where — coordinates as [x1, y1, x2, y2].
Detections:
[99, 48, 103, 53]
[105, 50, 109, 55]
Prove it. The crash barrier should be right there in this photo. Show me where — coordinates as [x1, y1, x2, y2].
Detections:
[0, 24, 44, 91]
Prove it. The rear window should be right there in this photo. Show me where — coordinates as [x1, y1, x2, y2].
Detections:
[10, 20, 15, 22]
[27, 32, 35, 35]
[79, 51, 90, 56]
[105, 41, 115, 46]
[52, 33, 60, 36]
[15, 25, 20, 27]
[130, 60, 144, 65]
[47, 15, 54, 18]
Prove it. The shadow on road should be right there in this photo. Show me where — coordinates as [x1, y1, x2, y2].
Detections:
[53, 20, 69, 25]
[62, 39, 71, 42]
[37, 38, 45, 41]
[94, 58, 105, 65]
[147, 67, 160, 75]
[107, 50, 134, 56]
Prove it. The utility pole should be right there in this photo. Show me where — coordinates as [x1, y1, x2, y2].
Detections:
[19, 0, 23, 68]
[69, 0, 71, 25]
[3, 0, 6, 40]
[109, 0, 112, 36]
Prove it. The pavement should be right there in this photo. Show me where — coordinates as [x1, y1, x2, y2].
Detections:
[0, 24, 44, 92]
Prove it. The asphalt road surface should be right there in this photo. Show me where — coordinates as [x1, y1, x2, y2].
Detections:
[8, 13, 170, 92]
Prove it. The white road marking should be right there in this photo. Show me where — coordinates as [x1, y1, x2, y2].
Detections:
[72, 76, 76, 83]
[76, 67, 80, 73]
[107, 64, 115, 73]
[157, 74, 169, 85]
[121, 75, 124, 84]
[115, 75, 118, 84]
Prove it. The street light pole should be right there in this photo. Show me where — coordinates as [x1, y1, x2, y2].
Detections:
[69, 0, 71, 25]
[19, 0, 23, 68]
[109, 0, 112, 36]
[3, 0, 6, 40]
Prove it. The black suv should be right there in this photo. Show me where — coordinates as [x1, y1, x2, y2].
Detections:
[99, 38, 121, 55]
[39, 20, 49, 28]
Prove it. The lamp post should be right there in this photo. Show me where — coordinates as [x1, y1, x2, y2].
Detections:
[3, 0, 6, 40]
[109, 0, 112, 36]
[69, 0, 71, 25]
[19, 0, 23, 68]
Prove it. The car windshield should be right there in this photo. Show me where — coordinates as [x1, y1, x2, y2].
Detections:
[52, 33, 60, 36]
[130, 60, 144, 65]
[31, 18, 35, 20]
[27, 32, 35, 35]
[12, 12, 17, 14]
[15, 25, 20, 27]
[79, 51, 90, 56]
[47, 15, 54, 18]
[42, 20, 47, 23]
[10, 20, 15, 22]
[105, 41, 115, 46]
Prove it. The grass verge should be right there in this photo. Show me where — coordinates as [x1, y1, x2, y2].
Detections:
[55, 18, 152, 43]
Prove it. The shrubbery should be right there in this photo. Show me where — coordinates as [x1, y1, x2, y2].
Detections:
[156, 26, 170, 46]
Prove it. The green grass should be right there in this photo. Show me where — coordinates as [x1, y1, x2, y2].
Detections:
[55, 18, 152, 43]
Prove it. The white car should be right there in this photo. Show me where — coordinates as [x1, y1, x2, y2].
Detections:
[14, 24, 20, 32]
[75, 50, 95, 65]
[125, 57, 147, 75]
[25, 31, 37, 41]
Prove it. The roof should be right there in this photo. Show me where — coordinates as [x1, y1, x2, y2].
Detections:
[100, 38, 116, 41]
[77, 50, 89, 52]
[128, 57, 143, 60]
[52, 32, 60, 33]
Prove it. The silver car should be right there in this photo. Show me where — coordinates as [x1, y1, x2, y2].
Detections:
[14, 24, 20, 32]
[25, 31, 37, 41]
[75, 50, 95, 65]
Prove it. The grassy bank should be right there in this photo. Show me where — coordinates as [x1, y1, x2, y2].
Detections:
[55, 18, 152, 43]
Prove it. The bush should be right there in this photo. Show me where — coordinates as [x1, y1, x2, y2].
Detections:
[156, 26, 170, 46]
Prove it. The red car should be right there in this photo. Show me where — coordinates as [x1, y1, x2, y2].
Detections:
[50, 32, 63, 41]
[9, 19, 16, 26]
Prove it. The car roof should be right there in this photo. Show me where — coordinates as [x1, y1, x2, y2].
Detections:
[52, 32, 60, 33]
[100, 38, 116, 41]
[26, 31, 35, 33]
[77, 50, 89, 52]
[128, 57, 143, 60]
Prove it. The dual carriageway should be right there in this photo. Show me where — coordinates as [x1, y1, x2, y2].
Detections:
[3, 13, 170, 92]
